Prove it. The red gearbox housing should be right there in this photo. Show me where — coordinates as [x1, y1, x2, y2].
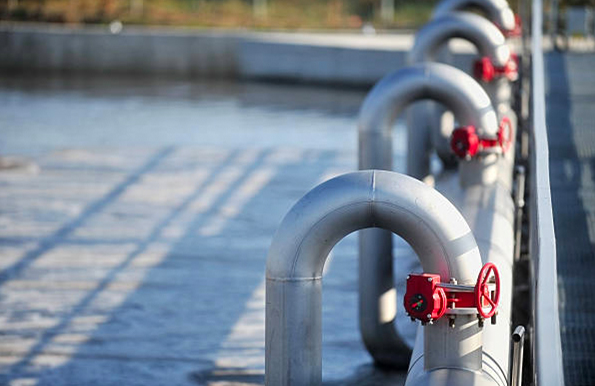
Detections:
[404, 263, 501, 326]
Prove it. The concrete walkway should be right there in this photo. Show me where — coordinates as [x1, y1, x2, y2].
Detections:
[545, 51, 595, 385]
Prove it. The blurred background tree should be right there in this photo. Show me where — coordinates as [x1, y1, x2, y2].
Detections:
[0, 0, 444, 29]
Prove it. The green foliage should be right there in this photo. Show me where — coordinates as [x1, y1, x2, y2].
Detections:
[0, 0, 451, 29]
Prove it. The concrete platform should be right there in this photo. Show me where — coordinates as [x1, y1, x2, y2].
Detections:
[0, 23, 482, 86]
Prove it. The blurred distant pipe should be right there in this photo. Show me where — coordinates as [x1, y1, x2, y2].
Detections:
[131, 0, 143, 18]
[254, 0, 267, 19]
[381, 0, 394, 22]
[548, 0, 558, 42]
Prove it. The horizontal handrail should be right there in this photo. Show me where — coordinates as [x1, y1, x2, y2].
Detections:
[529, 0, 565, 384]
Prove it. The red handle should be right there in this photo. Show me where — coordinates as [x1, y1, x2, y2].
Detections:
[498, 116, 513, 154]
[475, 263, 501, 319]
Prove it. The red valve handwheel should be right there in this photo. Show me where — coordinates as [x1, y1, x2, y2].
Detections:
[434, 286, 448, 321]
[475, 263, 500, 319]
[498, 117, 513, 154]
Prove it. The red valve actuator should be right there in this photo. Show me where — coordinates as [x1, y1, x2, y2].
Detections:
[473, 56, 519, 83]
[403, 274, 447, 323]
[502, 15, 523, 38]
[450, 117, 513, 159]
[404, 263, 501, 325]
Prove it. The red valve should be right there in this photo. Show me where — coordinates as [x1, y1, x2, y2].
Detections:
[475, 262, 501, 318]
[403, 274, 447, 323]
[450, 118, 512, 159]
[498, 116, 513, 154]
[404, 263, 501, 326]
[473, 56, 518, 83]
[503, 15, 523, 38]
[474, 57, 495, 83]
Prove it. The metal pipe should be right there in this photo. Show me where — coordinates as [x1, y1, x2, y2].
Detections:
[402, 62, 518, 386]
[514, 165, 526, 261]
[405, 177, 516, 386]
[410, 12, 510, 66]
[265, 170, 484, 385]
[511, 325, 526, 386]
[357, 63, 499, 368]
[433, 0, 516, 34]
[408, 12, 511, 172]
[359, 62, 499, 180]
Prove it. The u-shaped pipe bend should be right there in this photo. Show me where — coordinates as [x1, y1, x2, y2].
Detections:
[433, 0, 516, 33]
[407, 12, 511, 178]
[358, 62, 498, 171]
[265, 170, 483, 385]
[410, 12, 510, 67]
[357, 62, 498, 368]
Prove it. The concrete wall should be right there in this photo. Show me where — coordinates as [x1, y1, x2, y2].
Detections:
[0, 25, 240, 77]
[0, 24, 477, 86]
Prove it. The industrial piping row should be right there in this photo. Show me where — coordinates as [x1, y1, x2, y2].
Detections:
[265, 171, 485, 385]
[359, 0, 521, 384]
[264, 0, 522, 383]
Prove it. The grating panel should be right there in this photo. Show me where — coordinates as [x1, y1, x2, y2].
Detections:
[546, 51, 595, 386]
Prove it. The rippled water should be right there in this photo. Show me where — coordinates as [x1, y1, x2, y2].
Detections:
[0, 74, 414, 385]
[0, 74, 410, 157]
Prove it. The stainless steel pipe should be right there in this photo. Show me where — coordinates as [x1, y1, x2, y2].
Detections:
[265, 170, 484, 385]
[404, 175, 516, 386]
[410, 12, 511, 66]
[433, 0, 516, 34]
[401, 21, 518, 382]
[359, 62, 499, 182]
[357, 64, 499, 367]
[511, 326, 526, 386]
[408, 12, 511, 174]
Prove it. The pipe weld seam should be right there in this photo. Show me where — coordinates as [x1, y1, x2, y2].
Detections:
[482, 351, 509, 385]
[372, 199, 454, 276]
[266, 276, 323, 282]
[288, 201, 368, 277]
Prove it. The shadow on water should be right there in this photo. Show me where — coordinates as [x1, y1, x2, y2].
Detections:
[0, 147, 175, 286]
[0, 74, 416, 385]
[191, 363, 407, 386]
[2, 144, 385, 385]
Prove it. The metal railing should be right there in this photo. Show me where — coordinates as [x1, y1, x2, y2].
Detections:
[528, 0, 565, 384]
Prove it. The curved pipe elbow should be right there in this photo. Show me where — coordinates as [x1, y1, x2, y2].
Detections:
[409, 12, 510, 67]
[266, 170, 481, 283]
[358, 63, 498, 170]
[433, 0, 516, 33]
[265, 171, 483, 385]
